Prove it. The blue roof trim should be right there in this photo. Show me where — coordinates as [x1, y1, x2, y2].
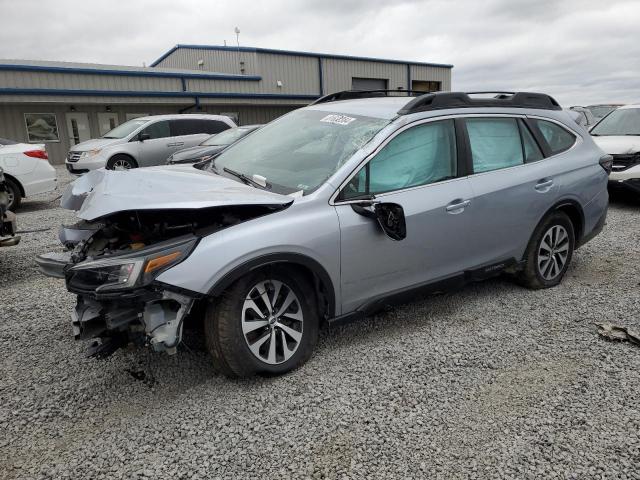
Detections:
[0, 87, 318, 101]
[150, 44, 454, 69]
[0, 63, 261, 81]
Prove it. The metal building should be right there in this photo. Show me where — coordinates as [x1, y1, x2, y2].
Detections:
[0, 45, 453, 164]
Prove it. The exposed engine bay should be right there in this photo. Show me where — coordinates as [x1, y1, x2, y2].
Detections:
[36, 166, 293, 357]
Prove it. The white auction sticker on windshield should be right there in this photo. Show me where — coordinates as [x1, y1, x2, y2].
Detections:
[320, 114, 356, 125]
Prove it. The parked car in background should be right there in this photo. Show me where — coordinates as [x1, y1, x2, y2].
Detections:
[0, 167, 19, 247]
[166, 125, 262, 165]
[38, 90, 609, 377]
[586, 104, 625, 121]
[0, 137, 57, 211]
[65, 114, 236, 174]
[568, 106, 597, 129]
[591, 104, 640, 195]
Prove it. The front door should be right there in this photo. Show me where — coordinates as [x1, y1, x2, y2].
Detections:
[134, 120, 173, 167]
[65, 112, 91, 146]
[334, 119, 475, 313]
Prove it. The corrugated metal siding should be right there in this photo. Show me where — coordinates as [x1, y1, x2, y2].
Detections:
[155, 48, 259, 75]
[322, 58, 408, 93]
[0, 71, 181, 92]
[410, 65, 451, 91]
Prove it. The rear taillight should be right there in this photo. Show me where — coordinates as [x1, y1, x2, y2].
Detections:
[24, 150, 48, 160]
[599, 154, 613, 174]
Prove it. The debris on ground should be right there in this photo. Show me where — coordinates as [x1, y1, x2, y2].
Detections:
[596, 322, 640, 346]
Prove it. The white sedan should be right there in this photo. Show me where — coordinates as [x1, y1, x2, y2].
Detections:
[0, 138, 57, 210]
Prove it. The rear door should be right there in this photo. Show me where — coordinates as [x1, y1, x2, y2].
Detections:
[334, 118, 475, 313]
[169, 119, 231, 151]
[134, 120, 172, 166]
[462, 115, 565, 267]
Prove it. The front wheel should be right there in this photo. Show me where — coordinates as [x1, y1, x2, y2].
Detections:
[204, 269, 319, 377]
[517, 211, 575, 289]
[106, 155, 138, 170]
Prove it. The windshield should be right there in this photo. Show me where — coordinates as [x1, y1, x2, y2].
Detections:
[588, 106, 618, 120]
[212, 109, 389, 194]
[102, 119, 149, 139]
[591, 108, 640, 136]
[201, 127, 255, 146]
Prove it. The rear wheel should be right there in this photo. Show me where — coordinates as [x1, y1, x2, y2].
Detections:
[518, 211, 575, 289]
[204, 268, 319, 377]
[106, 155, 137, 170]
[4, 178, 21, 211]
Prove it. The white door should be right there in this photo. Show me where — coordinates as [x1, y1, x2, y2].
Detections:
[65, 112, 91, 146]
[97, 112, 119, 136]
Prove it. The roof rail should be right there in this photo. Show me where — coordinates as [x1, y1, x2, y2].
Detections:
[310, 89, 433, 105]
[397, 91, 562, 115]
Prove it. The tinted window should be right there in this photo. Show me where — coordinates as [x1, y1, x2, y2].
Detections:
[520, 121, 544, 163]
[141, 120, 170, 140]
[533, 119, 576, 154]
[467, 118, 523, 173]
[342, 120, 457, 198]
[170, 119, 230, 136]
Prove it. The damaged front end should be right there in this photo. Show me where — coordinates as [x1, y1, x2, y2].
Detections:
[37, 167, 292, 357]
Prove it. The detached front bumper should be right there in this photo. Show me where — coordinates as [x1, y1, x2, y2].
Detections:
[36, 251, 198, 355]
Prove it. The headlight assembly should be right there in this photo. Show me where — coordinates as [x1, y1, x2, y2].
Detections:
[67, 235, 197, 293]
[79, 149, 102, 160]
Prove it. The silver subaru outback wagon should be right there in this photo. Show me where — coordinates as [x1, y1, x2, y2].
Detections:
[38, 91, 610, 377]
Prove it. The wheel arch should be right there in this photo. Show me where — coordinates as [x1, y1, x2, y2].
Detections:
[208, 253, 337, 320]
[533, 198, 584, 245]
[2, 173, 25, 197]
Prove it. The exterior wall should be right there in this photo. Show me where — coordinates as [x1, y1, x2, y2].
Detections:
[0, 103, 297, 164]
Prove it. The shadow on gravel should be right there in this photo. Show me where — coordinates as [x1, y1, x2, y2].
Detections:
[18, 198, 62, 213]
[609, 189, 640, 209]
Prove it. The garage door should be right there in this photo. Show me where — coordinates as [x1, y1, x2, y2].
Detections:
[352, 77, 388, 90]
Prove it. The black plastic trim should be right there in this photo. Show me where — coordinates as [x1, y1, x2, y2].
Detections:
[208, 253, 337, 317]
[454, 117, 472, 176]
[398, 92, 562, 115]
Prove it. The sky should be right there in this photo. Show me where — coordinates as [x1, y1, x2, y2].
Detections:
[0, 0, 638, 106]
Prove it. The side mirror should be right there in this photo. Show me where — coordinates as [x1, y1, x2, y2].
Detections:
[351, 200, 407, 241]
[138, 132, 151, 142]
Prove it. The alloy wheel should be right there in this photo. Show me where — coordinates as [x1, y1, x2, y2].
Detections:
[537, 225, 570, 281]
[241, 280, 304, 365]
[112, 159, 132, 170]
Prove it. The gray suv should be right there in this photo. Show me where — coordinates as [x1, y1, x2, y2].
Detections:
[65, 114, 236, 174]
[38, 91, 610, 377]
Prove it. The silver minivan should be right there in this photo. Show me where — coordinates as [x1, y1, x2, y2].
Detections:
[65, 114, 236, 174]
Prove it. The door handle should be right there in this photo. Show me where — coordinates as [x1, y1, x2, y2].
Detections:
[445, 199, 471, 213]
[535, 179, 554, 192]
[167, 142, 185, 147]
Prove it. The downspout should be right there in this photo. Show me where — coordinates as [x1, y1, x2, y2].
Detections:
[318, 57, 324, 96]
[406, 64, 411, 91]
[178, 76, 200, 113]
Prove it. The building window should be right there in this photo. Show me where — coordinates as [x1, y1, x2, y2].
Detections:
[352, 77, 388, 91]
[411, 80, 441, 92]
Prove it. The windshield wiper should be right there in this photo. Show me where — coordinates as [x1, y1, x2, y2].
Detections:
[223, 167, 271, 190]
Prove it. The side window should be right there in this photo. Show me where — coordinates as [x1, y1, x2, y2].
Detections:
[141, 120, 170, 140]
[466, 118, 523, 173]
[202, 120, 231, 134]
[533, 119, 576, 155]
[341, 120, 457, 199]
[519, 120, 544, 163]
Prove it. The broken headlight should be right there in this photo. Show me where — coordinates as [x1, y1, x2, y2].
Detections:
[67, 235, 197, 293]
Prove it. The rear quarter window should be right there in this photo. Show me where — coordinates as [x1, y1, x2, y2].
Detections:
[170, 119, 231, 136]
[532, 119, 576, 155]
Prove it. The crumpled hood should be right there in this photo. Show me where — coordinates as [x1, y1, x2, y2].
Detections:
[170, 144, 225, 163]
[592, 135, 640, 154]
[69, 137, 122, 152]
[61, 165, 293, 221]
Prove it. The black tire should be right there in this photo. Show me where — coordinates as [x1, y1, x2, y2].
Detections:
[204, 268, 319, 378]
[106, 155, 138, 170]
[517, 211, 575, 289]
[4, 177, 21, 211]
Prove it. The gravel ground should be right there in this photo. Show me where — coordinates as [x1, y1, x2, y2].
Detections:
[1, 166, 639, 479]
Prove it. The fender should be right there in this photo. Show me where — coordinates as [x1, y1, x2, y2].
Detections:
[533, 197, 585, 243]
[208, 252, 337, 318]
